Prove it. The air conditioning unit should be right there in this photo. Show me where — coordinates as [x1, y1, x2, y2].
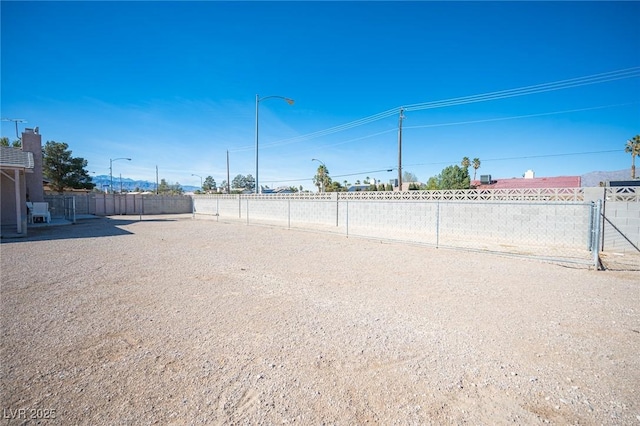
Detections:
[480, 175, 492, 184]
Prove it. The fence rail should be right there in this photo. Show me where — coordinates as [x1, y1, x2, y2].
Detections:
[193, 194, 601, 268]
[44, 194, 193, 216]
[42, 186, 640, 266]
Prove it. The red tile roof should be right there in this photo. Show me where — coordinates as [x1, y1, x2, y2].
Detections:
[472, 176, 581, 189]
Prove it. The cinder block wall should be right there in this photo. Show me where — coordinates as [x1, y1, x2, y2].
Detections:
[193, 196, 596, 251]
[603, 201, 640, 253]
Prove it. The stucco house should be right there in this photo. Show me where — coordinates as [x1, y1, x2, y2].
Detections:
[0, 128, 45, 234]
[471, 170, 581, 190]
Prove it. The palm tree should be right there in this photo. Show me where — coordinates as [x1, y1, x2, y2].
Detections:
[461, 157, 470, 170]
[625, 135, 640, 179]
[313, 164, 329, 192]
[472, 158, 481, 181]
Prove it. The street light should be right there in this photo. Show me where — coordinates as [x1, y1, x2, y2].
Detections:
[110, 157, 131, 193]
[192, 174, 203, 190]
[312, 158, 326, 193]
[255, 94, 294, 194]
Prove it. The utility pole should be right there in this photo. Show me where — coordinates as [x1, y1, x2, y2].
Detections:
[226, 150, 231, 194]
[156, 165, 159, 195]
[397, 107, 405, 191]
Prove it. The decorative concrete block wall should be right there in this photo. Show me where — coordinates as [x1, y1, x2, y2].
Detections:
[603, 201, 640, 253]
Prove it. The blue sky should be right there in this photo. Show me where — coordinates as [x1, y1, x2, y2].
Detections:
[2, 1, 639, 190]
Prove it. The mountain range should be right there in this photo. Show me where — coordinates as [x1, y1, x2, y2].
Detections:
[91, 175, 199, 193]
[580, 169, 634, 187]
[91, 170, 635, 193]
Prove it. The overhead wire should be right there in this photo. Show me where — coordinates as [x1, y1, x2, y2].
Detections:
[402, 102, 639, 131]
[275, 149, 622, 185]
[229, 66, 640, 153]
[403, 67, 640, 111]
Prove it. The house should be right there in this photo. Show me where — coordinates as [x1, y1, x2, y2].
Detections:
[0, 128, 44, 234]
[347, 184, 372, 192]
[471, 170, 581, 190]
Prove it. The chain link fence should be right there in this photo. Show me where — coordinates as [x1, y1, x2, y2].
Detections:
[194, 193, 601, 268]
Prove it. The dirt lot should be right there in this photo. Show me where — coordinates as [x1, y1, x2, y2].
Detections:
[1, 215, 639, 425]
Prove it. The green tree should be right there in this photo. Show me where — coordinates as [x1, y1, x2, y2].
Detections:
[245, 174, 255, 191]
[313, 164, 331, 192]
[232, 174, 246, 190]
[426, 177, 438, 190]
[325, 180, 343, 192]
[438, 165, 471, 190]
[157, 179, 184, 194]
[472, 158, 481, 181]
[1, 136, 21, 147]
[203, 176, 216, 192]
[625, 135, 640, 179]
[403, 171, 418, 183]
[461, 157, 470, 170]
[157, 178, 171, 194]
[171, 182, 184, 195]
[42, 141, 95, 193]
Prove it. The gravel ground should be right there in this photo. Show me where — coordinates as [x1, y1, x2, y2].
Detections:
[1, 214, 639, 425]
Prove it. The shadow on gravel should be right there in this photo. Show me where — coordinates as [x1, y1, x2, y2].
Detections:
[0, 217, 177, 244]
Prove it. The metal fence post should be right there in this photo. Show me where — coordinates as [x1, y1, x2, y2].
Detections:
[288, 198, 291, 229]
[346, 201, 349, 237]
[436, 201, 440, 248]
[588, 202, 594, 251]
[592, 200, 602, 269]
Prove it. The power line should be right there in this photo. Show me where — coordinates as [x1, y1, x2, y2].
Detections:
[275, 149, 621, 184]
[295, 101, 636, 153]
[404, 150, 620, 168]
[403, 67, 640, 112]
[229, 66, 640, 152]
[402, 102, 639, 131]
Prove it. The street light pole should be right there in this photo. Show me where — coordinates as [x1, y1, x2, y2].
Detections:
[312, 158, 326, 193]
[191, 174, 203, 191]
[255, 94, 294, 194]
[397, 107, 405, 192]
[110, 157, 131, 193]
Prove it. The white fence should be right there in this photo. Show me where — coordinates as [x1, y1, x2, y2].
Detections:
[44, 194, 193, 217]
[193, 190, 606, 267]
[43, 187, 638, 264]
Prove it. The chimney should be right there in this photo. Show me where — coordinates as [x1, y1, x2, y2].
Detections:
[22, 128, 44, 201]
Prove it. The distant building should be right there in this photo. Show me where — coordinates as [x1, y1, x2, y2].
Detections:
[472, 170, 581, 190]
[347, 184, 371, 192]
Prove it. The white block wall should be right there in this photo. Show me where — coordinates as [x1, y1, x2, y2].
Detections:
[603, 201, 640, 253]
